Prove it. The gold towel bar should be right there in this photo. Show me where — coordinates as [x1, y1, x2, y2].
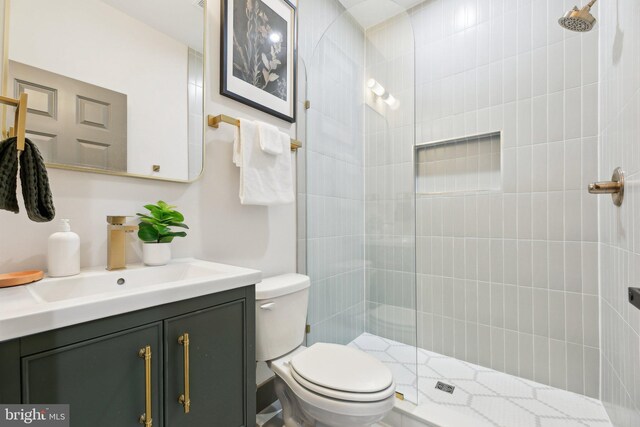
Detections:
[208, 114, 302, 151]
[0, 93, 28, 151]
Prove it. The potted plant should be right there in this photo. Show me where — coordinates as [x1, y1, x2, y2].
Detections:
[137, 201, 189, 266]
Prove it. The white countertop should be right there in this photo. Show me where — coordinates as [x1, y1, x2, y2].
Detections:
[0, 258, 261, 342]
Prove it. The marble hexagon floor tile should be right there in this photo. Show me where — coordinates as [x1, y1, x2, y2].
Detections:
[349, 333, 612, 427]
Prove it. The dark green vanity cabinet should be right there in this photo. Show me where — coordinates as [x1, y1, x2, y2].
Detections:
[165, 300, 249, 427]
[0, 286, 256, 427]
[22, 323, 163, 426]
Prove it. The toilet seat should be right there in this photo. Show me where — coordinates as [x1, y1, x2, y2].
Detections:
[288, 343, 395, 402]
[290, 365, 395, 402]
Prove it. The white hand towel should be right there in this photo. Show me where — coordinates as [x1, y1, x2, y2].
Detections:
[233, 118, 294, 206]
[233, 125, 242, 167]
[256, 121, 284, 155]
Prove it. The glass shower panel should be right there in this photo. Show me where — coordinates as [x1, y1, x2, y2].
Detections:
[362, 11, 417, 403]
[303, 0, 417, 403]
[304, 8, 367, 347]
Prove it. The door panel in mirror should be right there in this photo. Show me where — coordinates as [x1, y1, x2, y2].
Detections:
[10, 60, 128, 171]
[5, 0, 205, 182]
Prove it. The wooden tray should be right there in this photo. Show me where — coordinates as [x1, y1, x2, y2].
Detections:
[0, 270, 44, 288]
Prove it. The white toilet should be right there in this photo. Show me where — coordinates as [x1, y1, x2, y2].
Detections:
[256, 274, 396, 427]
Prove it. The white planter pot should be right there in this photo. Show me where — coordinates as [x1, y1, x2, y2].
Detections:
[142, 242, 172, 266]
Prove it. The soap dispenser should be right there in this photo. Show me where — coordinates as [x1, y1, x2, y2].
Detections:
[47, 219, 80, 277]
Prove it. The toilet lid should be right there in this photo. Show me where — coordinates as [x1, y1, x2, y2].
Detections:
[290, 343, 394, 394]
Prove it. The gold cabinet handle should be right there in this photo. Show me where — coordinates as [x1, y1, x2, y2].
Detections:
[138, 346, 153, 427]
[178, 333, 191, 413]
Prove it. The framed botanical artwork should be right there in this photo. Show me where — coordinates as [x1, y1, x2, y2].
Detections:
[221, 0, 297, 123]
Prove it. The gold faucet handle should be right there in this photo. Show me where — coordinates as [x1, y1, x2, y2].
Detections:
[107, 215, 129, 225]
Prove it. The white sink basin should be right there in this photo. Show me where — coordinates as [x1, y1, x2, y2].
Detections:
[0, 258, 261, 342]
[28, 261, 230, 303]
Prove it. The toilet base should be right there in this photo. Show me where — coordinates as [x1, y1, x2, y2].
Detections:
[275, 376, 315, 427]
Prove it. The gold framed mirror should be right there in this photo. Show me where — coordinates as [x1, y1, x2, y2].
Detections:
[2, 0, 206, 183]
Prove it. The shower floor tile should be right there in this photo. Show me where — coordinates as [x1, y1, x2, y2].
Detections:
[349, 333, 612, 427]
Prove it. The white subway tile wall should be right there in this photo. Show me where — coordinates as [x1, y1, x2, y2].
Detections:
[599, 0, 640, 425]
[398, 0, 600, 398]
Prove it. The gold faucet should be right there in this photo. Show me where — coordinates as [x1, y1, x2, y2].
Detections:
[106, 216, 139, 271]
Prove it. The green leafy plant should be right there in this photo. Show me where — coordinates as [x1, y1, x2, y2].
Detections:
[136, 201, 189, 243]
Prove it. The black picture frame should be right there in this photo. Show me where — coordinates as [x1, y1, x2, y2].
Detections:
[221, 0, 297, 123]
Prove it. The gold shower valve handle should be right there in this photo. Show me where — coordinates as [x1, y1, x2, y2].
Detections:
[588, 181, 621, 193]
[588, 167, 624, 206]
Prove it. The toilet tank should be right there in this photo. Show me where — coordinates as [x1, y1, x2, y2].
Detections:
[255, 273, 310, 361]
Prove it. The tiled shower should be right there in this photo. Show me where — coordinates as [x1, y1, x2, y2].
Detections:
[412, 0, 599, 397]
[297, 0, 640, 425]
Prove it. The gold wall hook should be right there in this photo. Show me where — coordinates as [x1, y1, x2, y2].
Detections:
[0, 93, 28, 151]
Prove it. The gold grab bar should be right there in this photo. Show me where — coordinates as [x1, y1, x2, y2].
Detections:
[0, 93, 28, 151]
[138, 346, 153, 427]
[178, 333, 191, 414]
[207, 114, 302, 151]
[588, 167, 624, 206]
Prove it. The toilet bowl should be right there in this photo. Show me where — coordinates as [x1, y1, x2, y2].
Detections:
[256, 274, 396, 427]
[271, 345, 396, 427]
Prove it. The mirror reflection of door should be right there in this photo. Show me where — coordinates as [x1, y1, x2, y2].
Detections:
[8, 60, 127, 172]
[5, 0, 205, 182]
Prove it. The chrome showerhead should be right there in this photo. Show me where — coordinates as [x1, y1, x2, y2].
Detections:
[559, 0, 598, 32]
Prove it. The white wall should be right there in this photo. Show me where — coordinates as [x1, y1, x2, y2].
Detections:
[10, 0, 188, 179]
[0, 0, 297, 279]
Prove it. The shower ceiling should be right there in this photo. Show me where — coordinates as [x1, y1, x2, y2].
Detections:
[339, 0, 424, 28]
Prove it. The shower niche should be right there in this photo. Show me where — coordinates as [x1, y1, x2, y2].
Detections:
[416, 131, 502, 195]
